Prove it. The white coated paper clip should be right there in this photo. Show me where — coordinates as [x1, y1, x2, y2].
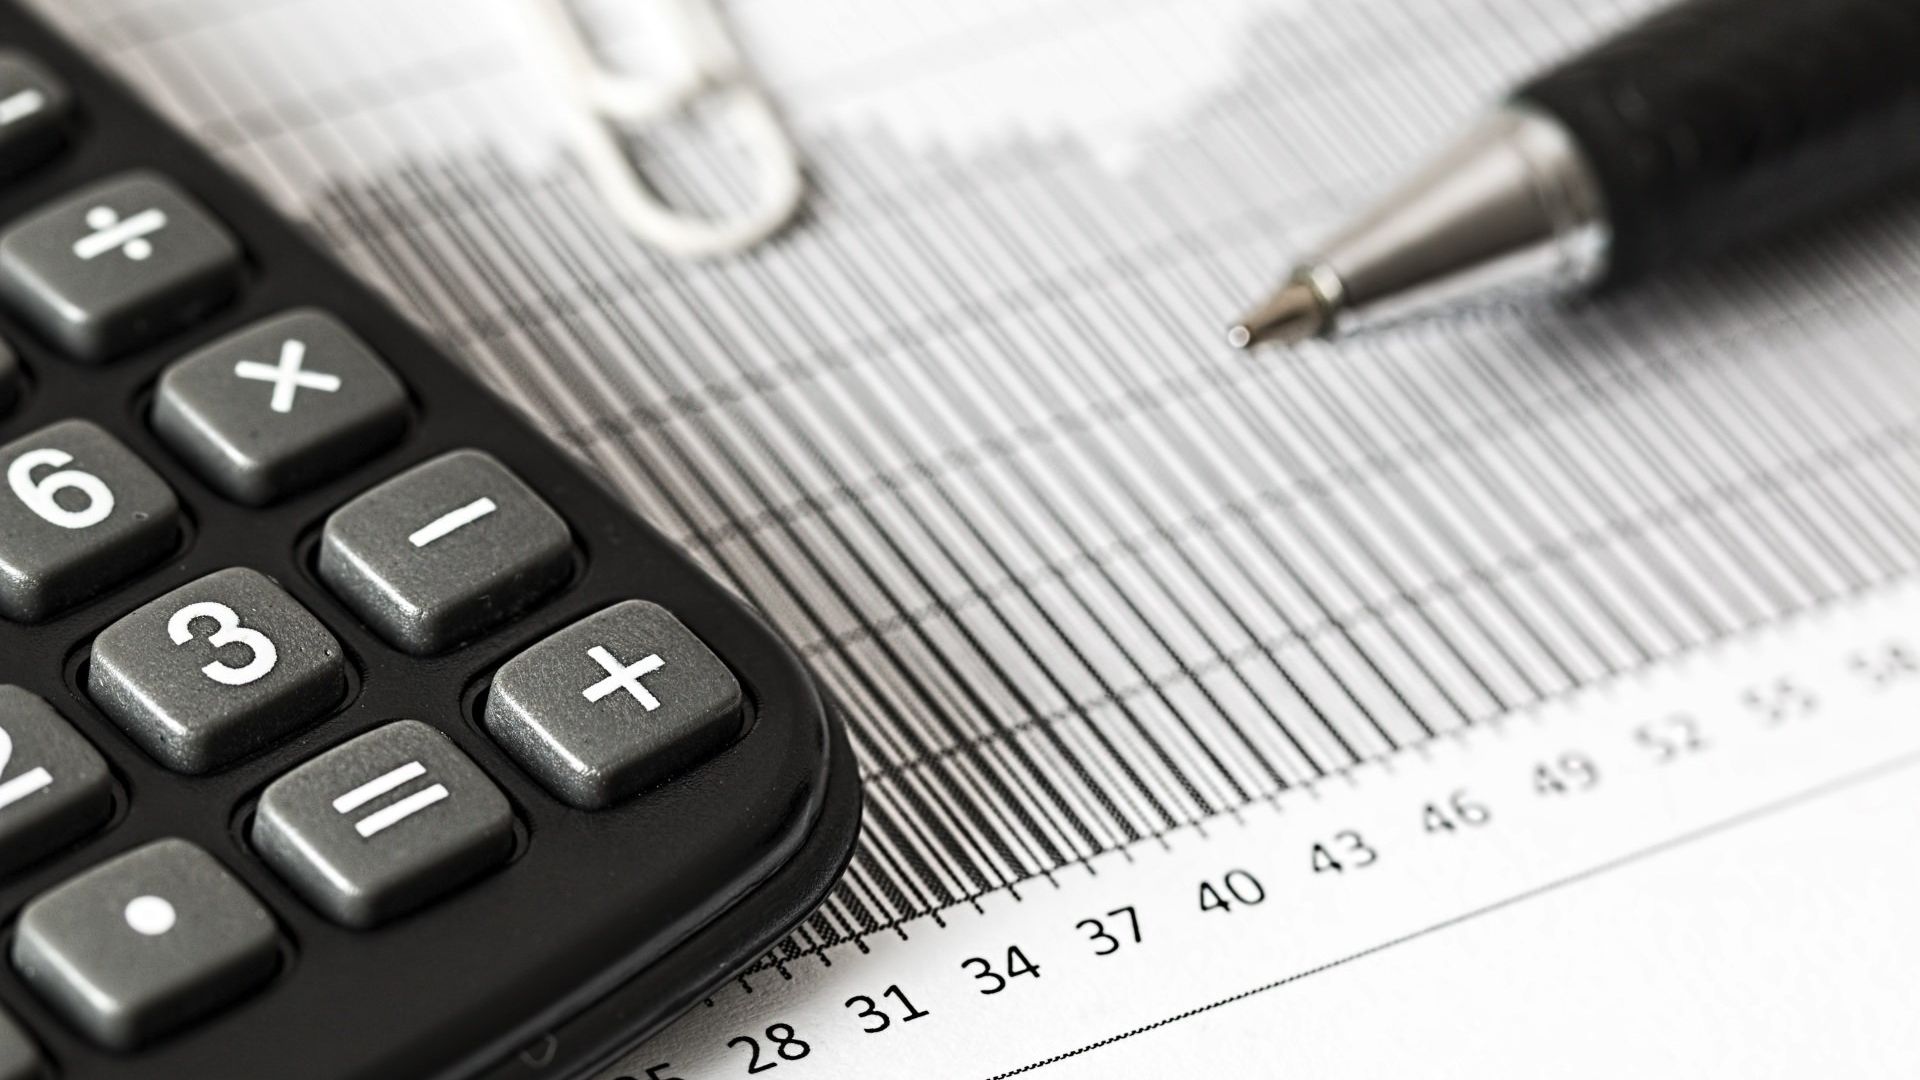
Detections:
[522, 0, 804, 258]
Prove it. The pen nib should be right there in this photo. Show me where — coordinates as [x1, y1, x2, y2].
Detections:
[1228, 280, 1328, 350]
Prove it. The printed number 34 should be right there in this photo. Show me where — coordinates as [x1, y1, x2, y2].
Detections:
[169, 601, 277, 686]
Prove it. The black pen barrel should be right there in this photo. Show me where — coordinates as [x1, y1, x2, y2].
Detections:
[1515, 0, 1920, 287]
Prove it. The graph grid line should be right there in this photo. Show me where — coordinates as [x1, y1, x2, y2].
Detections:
[59, 0, 1920, 965]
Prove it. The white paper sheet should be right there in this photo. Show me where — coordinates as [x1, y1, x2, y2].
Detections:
[39, 0, 1920, 1075]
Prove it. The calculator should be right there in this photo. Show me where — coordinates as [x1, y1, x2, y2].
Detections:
[0, 4, 861, 1078]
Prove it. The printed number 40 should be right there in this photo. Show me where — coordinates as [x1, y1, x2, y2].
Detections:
[1198, 869, 1265, 913]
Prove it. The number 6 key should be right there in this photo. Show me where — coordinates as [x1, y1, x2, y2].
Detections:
[0, 419, 180, 622]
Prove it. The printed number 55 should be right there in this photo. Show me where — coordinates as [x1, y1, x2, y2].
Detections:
[168, 601, 278, 686]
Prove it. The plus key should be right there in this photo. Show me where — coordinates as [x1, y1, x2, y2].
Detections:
[486, 601, 744, 809]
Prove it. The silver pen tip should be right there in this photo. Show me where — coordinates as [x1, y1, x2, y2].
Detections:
[1228, 279, 1329, 350]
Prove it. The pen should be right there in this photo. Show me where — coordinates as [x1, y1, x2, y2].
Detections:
[1228, 0, 1920, 349]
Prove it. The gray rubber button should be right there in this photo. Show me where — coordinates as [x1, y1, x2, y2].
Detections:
[89, 568, 346, 774]
[11, 838, 277, 1050]
[485, 600, 743, 809]
[319, 450, 571, 654]
[153, 308, 408, 505]
[0, 687, 110, 875]
[0, 50, 72, 183]
[252, 720, 513, 928]
[0, 170, 241, 360]
[0, 1005, 42, 1080]
[0, 419, 180, 622]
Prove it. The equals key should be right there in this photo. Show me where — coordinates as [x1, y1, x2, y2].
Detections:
[252, 721, 514, 928]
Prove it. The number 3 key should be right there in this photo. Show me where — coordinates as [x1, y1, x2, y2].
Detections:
[90, 568, 346, 773]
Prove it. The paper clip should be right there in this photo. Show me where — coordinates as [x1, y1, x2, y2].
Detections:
[521, 0, 804, 258]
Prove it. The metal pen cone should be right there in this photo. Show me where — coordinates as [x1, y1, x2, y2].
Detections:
[1227, 280, 1328, 349]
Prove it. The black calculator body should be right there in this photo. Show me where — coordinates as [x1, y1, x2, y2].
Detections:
[0, 4, 860, 1078]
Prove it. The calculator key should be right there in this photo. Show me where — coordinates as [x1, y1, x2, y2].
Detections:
[89, 568, 346, 774]
[0, 171, 242, 361]
[0, 51, 72, 183]
[485, 601, 743, 809]
[0, 1005, 42, 1080]
[251, 720, 513, 928]
[0, 687, 110, 875]
[319, 450, 572, 654]
[0, 419, 180, 622]
[11, 838, 277, 1050]
[153, 308, 408, 505]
